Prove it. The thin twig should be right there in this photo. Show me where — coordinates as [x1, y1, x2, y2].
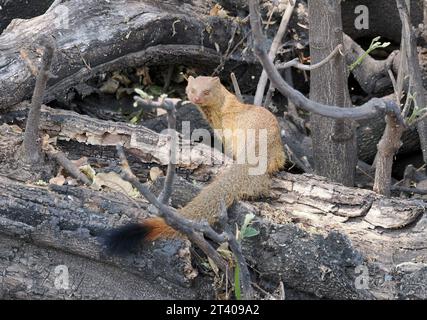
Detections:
[283, 144, 313, 174]
[401, 86, 412, 119]
[263, 83, 275, 107]
[116, 144, 253, 299]
[46, 149, 92, 186]
[276, 44, 343, 71]
[230, 73, 243, 102]
[388, 69, 399, 101]
[163, 65, 174, 91]
[391, 186, 427, 195]
[158, 102, 177, 204]
[116, 146, 231, 277]
[211, 26, 250, 76]
[133, 95, 178, 205]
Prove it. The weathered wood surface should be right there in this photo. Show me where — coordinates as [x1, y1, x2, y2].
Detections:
[1, 149, 426, 299]
[0, 175, 210, 299]
[0, 0, 252, 110]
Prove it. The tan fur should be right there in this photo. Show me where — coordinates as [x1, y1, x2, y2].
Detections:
[140, 76, 286, 241]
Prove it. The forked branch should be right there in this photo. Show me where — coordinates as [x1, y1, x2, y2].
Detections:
[248, 0, 404, 123]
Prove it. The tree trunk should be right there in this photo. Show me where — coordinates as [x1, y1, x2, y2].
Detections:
[309, 0, 357, 186]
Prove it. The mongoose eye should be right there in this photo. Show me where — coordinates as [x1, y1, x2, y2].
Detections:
[190, 88, 196, 94]
[203, 90, 210, 96]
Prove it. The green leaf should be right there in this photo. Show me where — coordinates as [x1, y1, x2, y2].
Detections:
[349, 36, 389, 72]
[242, 227, 260, 238]
[130, 116, 139, 124]
[234, 264, 241, 300]
[134, 88, 154, 100]
[371, 36, 381, 45]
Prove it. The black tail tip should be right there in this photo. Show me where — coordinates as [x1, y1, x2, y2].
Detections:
[100, 223, 150, 256]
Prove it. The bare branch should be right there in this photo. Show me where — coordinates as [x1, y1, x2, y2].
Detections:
[211, 26, 250, 77]
[158, 103, 177, 205]
[163, 65, 174, 91]
[21, 37, 55, 164]
[248, 0, 405, 123]
[254, 0, 296, 106]
[387, 69, 399, 102]
[133, 96, 182, 112]
[276, 45, 343, 71]
[133, 96, 179, 205]
[46, 149, 92, 186]
[391, 186, 427, 195]
[230, 72, 243, 102]
[372, 0, 420, 196]
[116, 145, 229, 272]
[115, 145, 254, 299]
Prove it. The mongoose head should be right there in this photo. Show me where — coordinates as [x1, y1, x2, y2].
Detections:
[186, 76, 222, 107]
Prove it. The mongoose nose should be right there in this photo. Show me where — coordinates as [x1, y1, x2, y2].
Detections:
[193, 97, 202, 104]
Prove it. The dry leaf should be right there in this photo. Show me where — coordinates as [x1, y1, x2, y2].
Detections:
[100, 78, 120, 94]
[79, 164, 96, 181]
[149, 167, 164, 181]
[9, 125, 22, 134]
[207, 257, 220, 277]
[72, 157, 89, 168]
[49, 175, 66, 186]
[112, 71, 132, 86]
[209, 4, 229, 18]
[93, 172, 135, 195]
[136, 66, 153, 86]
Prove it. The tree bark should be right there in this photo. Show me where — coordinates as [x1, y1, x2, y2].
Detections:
[0, 0, 251, 110]
[1, 159, 426, 299]
[308, 0, 357, 186]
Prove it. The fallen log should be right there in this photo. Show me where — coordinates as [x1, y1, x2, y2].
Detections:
[0, 0, 253, 110]
[1, 159, 426, 299]
[0, 105, 231, 181]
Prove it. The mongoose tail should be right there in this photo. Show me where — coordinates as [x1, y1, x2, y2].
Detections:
[103, 164, 271, 254]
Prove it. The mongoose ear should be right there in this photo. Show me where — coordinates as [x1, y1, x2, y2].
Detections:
[188, 75, 195, 83]
[211, 76, 220, 83]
